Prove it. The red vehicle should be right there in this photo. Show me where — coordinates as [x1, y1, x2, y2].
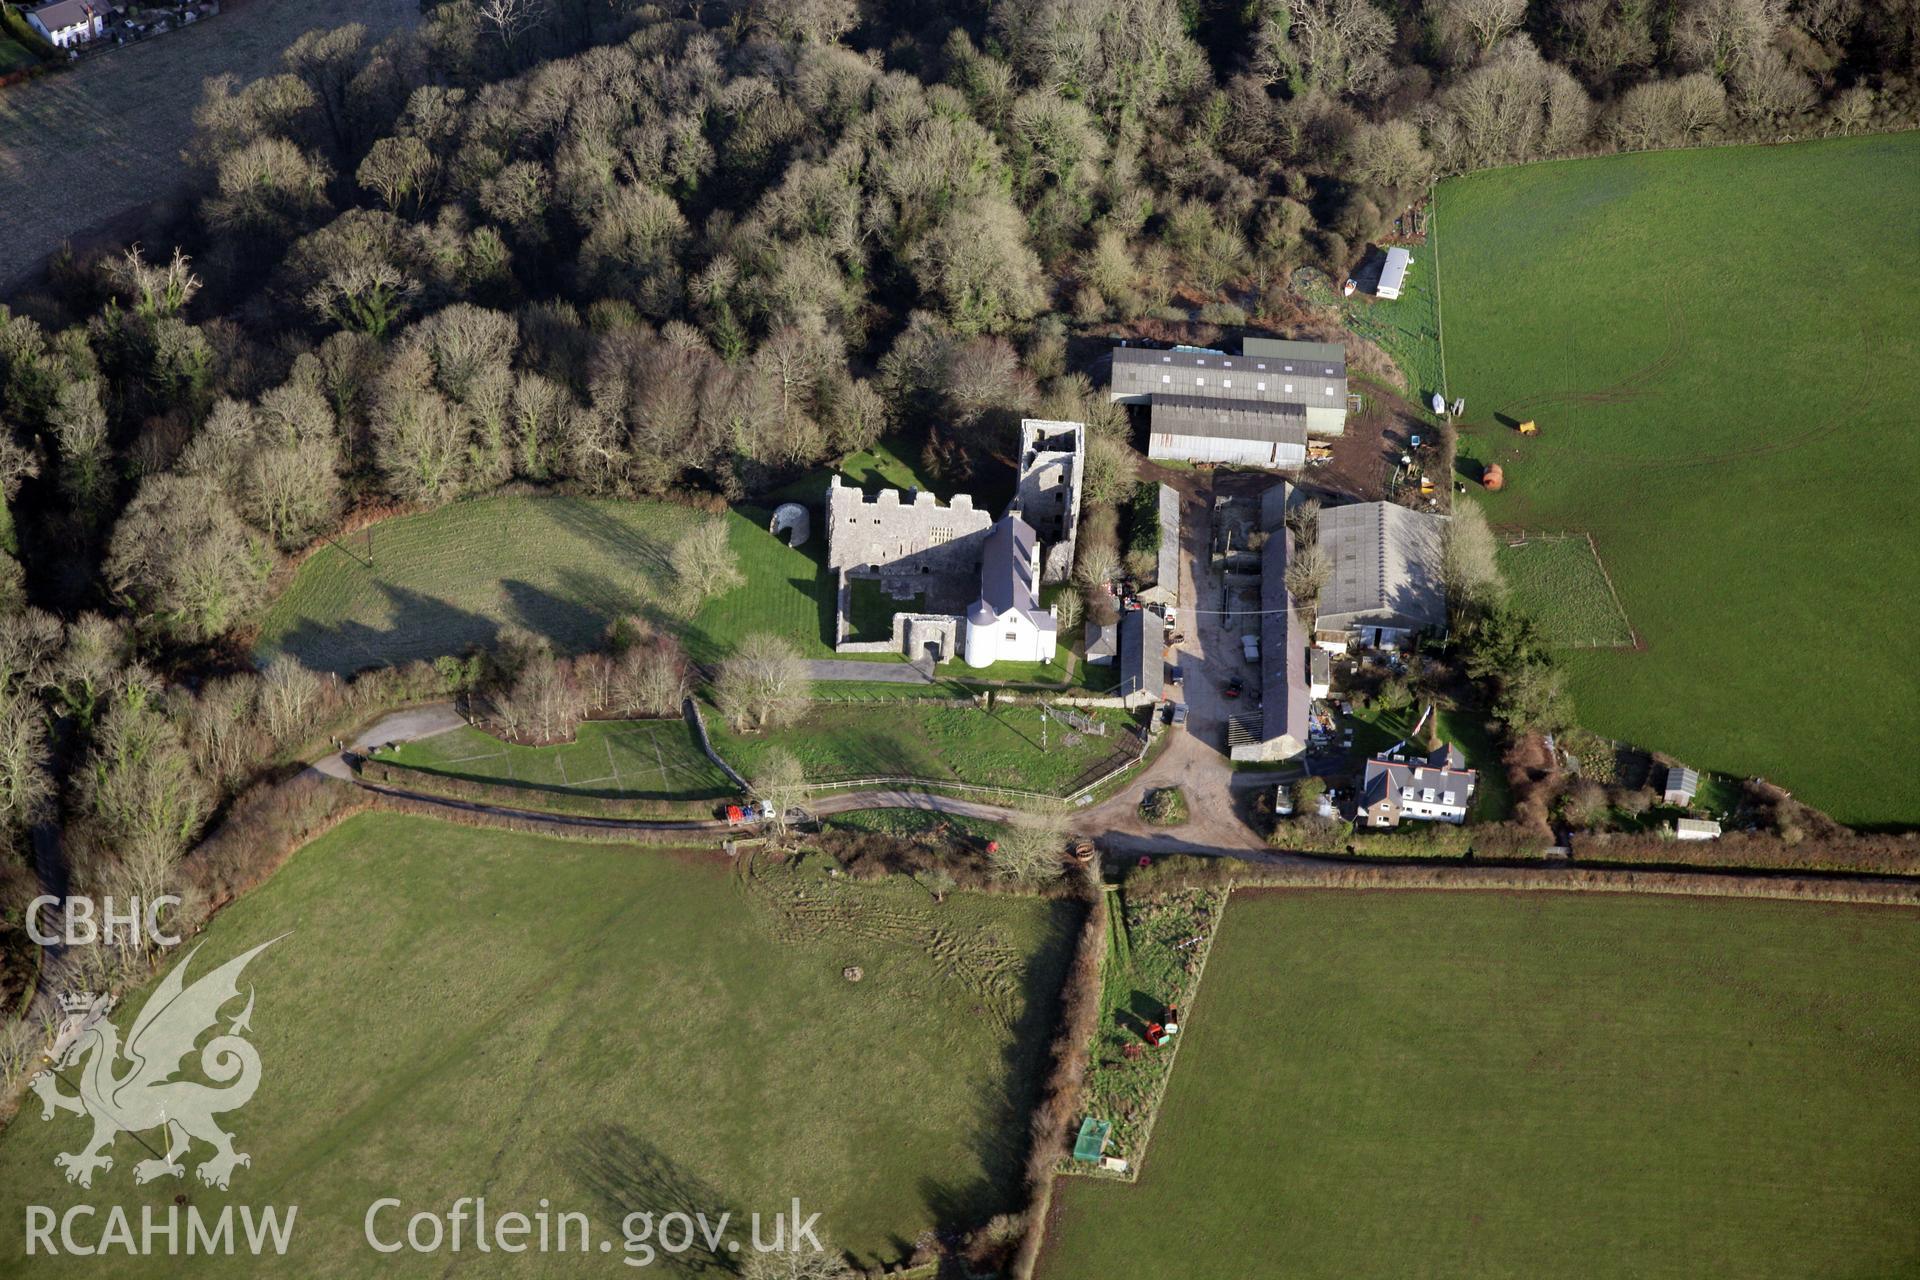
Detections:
[1223, 678, 1244, 700]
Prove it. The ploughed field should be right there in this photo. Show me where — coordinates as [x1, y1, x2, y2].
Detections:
[1436, 133, 1920, 825]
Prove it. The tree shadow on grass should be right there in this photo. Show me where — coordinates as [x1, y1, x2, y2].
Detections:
[566, 1124, 743, 1275]
[535, 496, 675, 577]
[264, 583, 500, 675]
[928, 897, 1086, 1252]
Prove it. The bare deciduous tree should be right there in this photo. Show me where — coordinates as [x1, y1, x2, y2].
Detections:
[476, 0, 553, 50]
[1442, 499, 1508, 616]
[1439, 0, 1530, 56]
[749, 748, 809, 835]
[670, 517, 745, 615]
[713, 633, 811, 731]
[1284, 540, 1332, 629]
[989, 807, 1070, 883]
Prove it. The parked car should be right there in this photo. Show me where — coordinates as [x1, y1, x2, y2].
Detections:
[1223, 678, 1243, 700]
[1241, 634, 1260, 662]
[1170, 703, 1189, 726]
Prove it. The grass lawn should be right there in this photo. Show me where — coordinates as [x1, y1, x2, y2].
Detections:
[1435, 134, 1920, 825]
[0, 813, 1079, 1275]
[1345, 701, 1512, 822]
[1043, 890, 1920, 1280]
[373, 719, 733, 806]
[1497, 533, 1634, 647]
[0, 32, 38, 73]
[710, 702, 1143, 795]
[254, 493, 894, 672]
[846, 577, 918, 643]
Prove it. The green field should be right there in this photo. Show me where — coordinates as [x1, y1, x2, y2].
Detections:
[0, 33, 38, 74]
[0, 813, 1078, 1275]
[1435, 135, 1920, 825]
[1496, 534, 1635, 647]
[710, 702, 1143, 795]
[255, 494, 862, 672]
[375, 718, 732, 805]
[1044, 890, 1920, 1279]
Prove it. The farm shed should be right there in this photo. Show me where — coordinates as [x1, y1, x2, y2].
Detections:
[1116, 608, 1165, 708]
[1085, 621, 1117, 665]
[1140, 484, 1181, 608]
[1309, 648, 1331, 699]
[1376, 247, 1412, 300]
[1228, 481, 1310, 763]
[1242, 336, 1348, 366]
[1147, 396, 1308, 468]
[1663, 765, 1700, 806]
[1109, 346, 1347, 437]
[1315, 501, 1450, 643]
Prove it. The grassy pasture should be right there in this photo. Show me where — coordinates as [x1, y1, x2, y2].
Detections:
[254, 494, 866, 672]
[0, 32, 39, 74]
[1043, 889, 1920, 1280]
[0, 813, 1079, 1275]
[710, 702, 1144, 795]
[1435, 135, 1920, 825]
[1496, 534, 1634, 647]
[0, 0, 420, 290]
[374, 719, 733, 806]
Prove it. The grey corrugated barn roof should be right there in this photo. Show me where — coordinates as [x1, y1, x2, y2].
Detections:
[1259, 527, 1310, 753]
[1111, 346, 1346, 406]
[1316, 501, 1449, 633]
[1156, 484, 1179, 598]
[1149, 395, 1308, 445]
[1242, 336, 1347, 366]
[1118, 608, 1164, 702]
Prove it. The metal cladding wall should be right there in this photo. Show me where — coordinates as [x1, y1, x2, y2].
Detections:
[1147, 434, 1307, 468]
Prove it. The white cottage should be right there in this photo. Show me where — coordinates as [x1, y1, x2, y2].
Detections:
[27, 0, 104, 48]
[963, 515, 1057, 668]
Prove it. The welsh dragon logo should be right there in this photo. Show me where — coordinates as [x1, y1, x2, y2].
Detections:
[30, 936, 285, 1190]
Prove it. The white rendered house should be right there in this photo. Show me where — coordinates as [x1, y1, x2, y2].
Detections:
[27, 0, 105, 48]
[963, 514, 1057, 668]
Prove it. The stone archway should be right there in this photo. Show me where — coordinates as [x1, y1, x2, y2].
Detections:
[768, 503, 810, 548]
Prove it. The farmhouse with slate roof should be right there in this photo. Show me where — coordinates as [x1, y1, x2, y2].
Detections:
[1360, 741, 1477, 826]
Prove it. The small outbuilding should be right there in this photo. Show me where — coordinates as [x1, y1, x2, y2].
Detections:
[1309, 648, 1331, 700]
[1675, 818, 1722, 841]
[1084, 621, 1118, 666]
[1116, 608, 1165, 708]
[1663, 765, 1700, 806]
[1376, 247, 1412, 300]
